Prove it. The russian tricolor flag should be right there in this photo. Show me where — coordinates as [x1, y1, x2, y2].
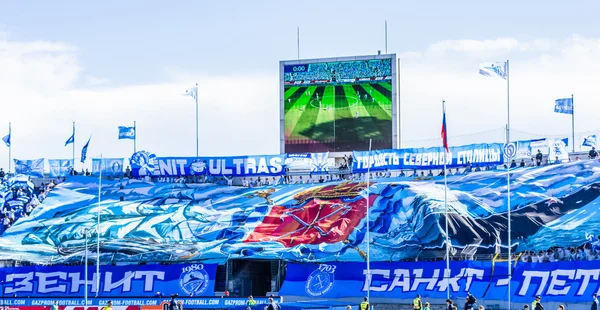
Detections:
[441, 102, 449, 152]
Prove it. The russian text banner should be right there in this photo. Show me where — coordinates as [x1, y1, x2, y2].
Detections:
[0, 263, 216, 297]
[280, 261, 600, 303]
[352, 143, 503, 172]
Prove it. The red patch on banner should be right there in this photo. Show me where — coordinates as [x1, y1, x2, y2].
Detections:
[245, 182, 376, 247]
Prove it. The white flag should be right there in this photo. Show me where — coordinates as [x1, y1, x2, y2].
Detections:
[479, 62, 507, 80]
[183, 87, 197, 100]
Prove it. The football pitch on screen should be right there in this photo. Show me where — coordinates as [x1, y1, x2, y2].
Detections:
[284, 81, 393, 144]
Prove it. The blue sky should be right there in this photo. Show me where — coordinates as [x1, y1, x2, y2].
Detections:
[0, 1, 599, 169]
[2, 1, 597, 85]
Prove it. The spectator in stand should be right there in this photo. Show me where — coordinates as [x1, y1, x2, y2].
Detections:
[529, 158, 536, 167]
[464, 162, 473, 173]
[510, 160, 517, 168]
[556, 248, 566, 261]
[554, 156, 561, 164]
[474, 165, 481, 172]
[535, 150, 544, 166]
[589, 147, 598, 159]
[520, 159, 526, 167]
[2, 215, 9, 232]
[546, 250, 555, 262]
[0, 168, 4, 179]
[591, 294, 598, 310]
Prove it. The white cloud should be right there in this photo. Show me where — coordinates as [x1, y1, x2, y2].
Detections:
[0, 34, 279, 172]
[428, 38, 519, 55]
[398, 35, 600, 149]
[0, 34, 599, 173]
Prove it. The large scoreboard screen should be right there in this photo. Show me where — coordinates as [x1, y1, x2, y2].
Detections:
[280, 54, 398, 154]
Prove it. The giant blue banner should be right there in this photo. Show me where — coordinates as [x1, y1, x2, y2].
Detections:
[352, 143, 503, 172]
[280, 261, 600, 303]
[130, 151, 285, 177]
[14, 158, 45, 178]
[0, 263, 216, 297]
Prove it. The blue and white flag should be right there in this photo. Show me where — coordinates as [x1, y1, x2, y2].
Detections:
[549, 138, 569, 162]
[479, 62, 508, 80]
[81, 137, 91, 163]
[118, 126, 136, 140]
[184, 86, 198, 100]
[2, 133, 10, 147]
[14, 158, 45, 178]
[65, 133, 74, 146]
[582, 135, 596, 147]
[554, 98, 573, 114]
[48, 159, 74, 177]
[92, 158, 124, 177]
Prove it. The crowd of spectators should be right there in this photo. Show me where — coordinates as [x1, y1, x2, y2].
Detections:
[518, 235, 600, 262]
[284, 59, 392, 83]
[122, 150, 596, 188]
[0, 176, 60, 235]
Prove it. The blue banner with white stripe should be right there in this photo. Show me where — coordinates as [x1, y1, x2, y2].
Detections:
[130, 152, 285, 177]
[0, 263, 216, 297]
[351, 143, 503, 172]
[280, 261, 600, 302]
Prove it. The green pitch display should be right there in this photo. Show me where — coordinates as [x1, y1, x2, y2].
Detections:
[284, 82, 392, 152]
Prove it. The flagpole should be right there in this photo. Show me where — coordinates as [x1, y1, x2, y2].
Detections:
[134, 121, 137, 153]
[195, 83, 199, 158]
[84, 228, 89, 307]
[443, 100, 450, 300]
[8, 123, 11, 175]
[96, 154, 102, 297]
[571, 94, 575, 153]
[506, 60, 512, 310]
[72, 122, 76, 172]
[366, 138, 372, 304]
